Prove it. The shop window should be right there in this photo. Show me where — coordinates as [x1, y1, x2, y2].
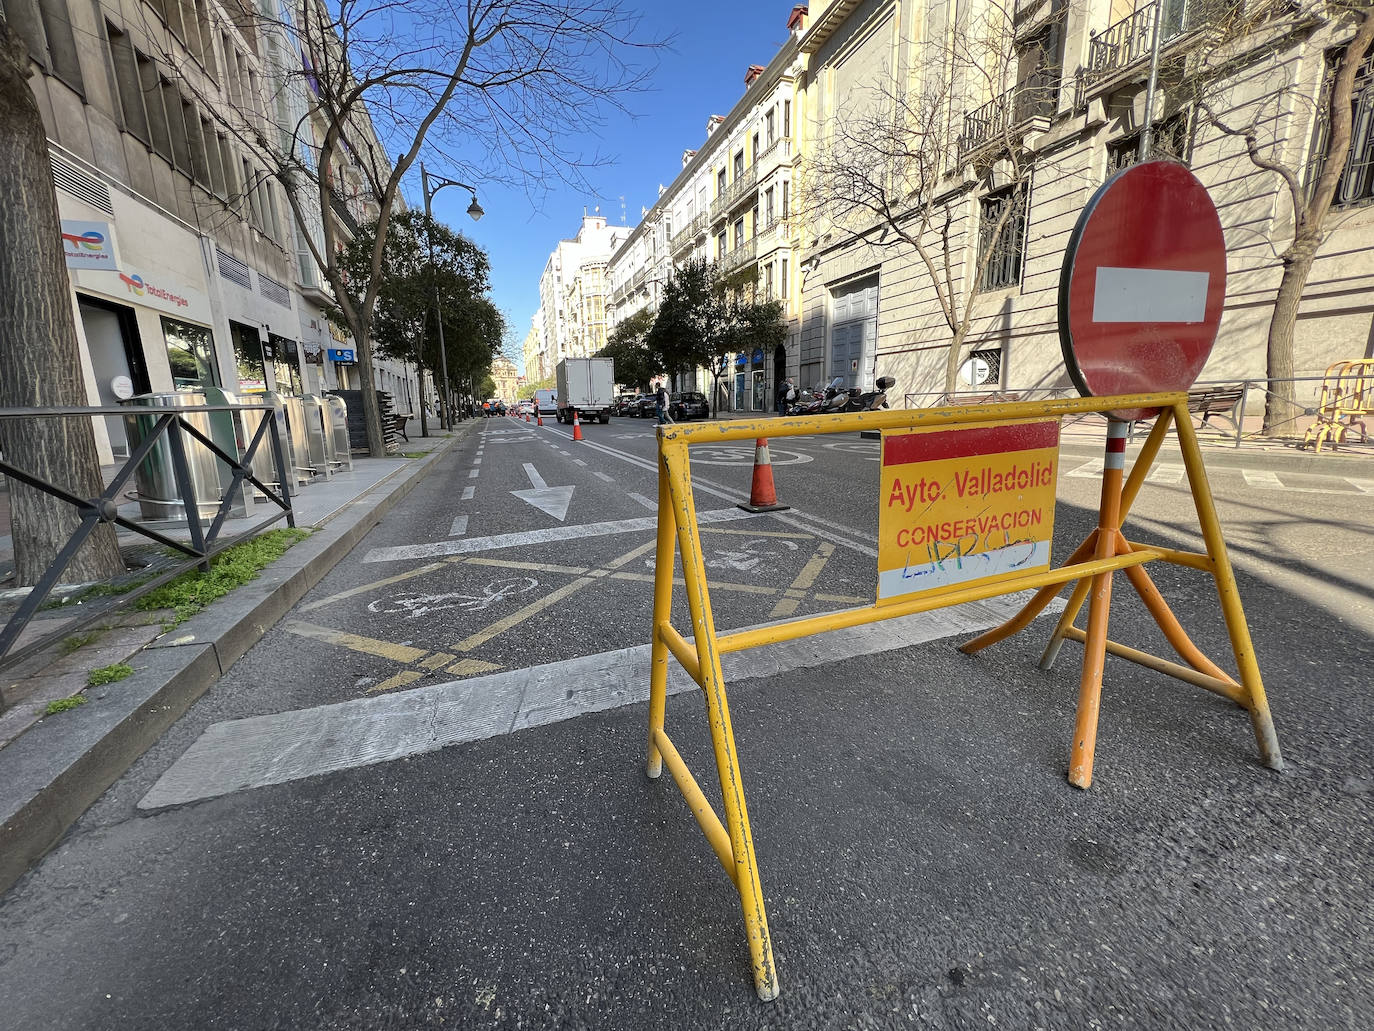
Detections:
[977, 185, 1028, 292]
[270, 333, 302, 395]
[163, 317, 220, 390]
[231, 321, 266, 394]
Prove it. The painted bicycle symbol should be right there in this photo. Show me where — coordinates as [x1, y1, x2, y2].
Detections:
[367, 578, 539, 619]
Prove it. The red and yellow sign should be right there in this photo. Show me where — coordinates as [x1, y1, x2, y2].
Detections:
[878, 419, 1060, 602]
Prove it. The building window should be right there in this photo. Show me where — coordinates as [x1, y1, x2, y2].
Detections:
[977, 185, 1028, 292]
[716, 167, 726, 196]
[766, 109, 776, 145]
[733, 150, 744, 179]
[781, 180, 790, 217]
[764, 262, 775, 298]
[1106, 111, 1191, 178]
[751, 132, 759, 163]
[1306, 49, 1374, 208]
[2, 0, 47, 62]
[783, 99, 791, 137]
[716, 229, 727, 260]
[764, 187, 775, 227]
[139, 54, 174, 162]
[38, 0, 84, 93]
[733, 218, 745, 249]
[780, 257, 788, 300]
[183, 99, 212, 188]
[162, 78, 192, 170]
[960, 347, 1002, 388]
[106, 24, 149, 142]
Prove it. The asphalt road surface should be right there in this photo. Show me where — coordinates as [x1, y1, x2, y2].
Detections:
[1, 413, 1371, 1030]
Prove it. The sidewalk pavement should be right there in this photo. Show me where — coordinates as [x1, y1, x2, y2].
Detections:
[0, 418, 477, 893]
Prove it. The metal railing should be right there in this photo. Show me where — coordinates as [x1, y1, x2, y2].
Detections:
[670, 213, 707, 255]
[719, 236, 759, 274]
[0, 403, 294, 685]
[1086, 0, 1233, 79]
[901, 376, 1360, 449]
[958, 73, 1058, 154]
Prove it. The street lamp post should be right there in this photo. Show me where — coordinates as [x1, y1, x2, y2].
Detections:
[420, 163, 484, 430]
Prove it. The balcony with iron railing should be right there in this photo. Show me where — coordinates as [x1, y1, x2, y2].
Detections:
[958, 72, 1059, 154]
[632, 267, 648, 291]
[718, 235, 758, 275]
[756, 136, 794, 176]
[670, 212, 707, 255]
[1085, 0, 1232, 83]
[710, 164, 759, 222]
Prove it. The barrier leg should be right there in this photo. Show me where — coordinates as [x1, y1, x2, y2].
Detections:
[647, 453, 677, 779]
[661, 440, 779, 1002]
[1114, 531, 1235, 684]
[961, 409, 1173, 657]
[1174, 404, 1283, 771]
[1068, 421, 1127, 789]
[1039, 574, 1094, 670]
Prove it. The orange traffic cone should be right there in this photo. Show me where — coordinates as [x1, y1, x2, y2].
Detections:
[572, 409, 584, 442]
[537, 412, 543, 427]
[525, 412, 530, 422]
[738, 438, 790, 513]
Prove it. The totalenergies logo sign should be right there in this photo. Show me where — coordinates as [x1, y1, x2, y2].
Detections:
[118, 271, 190, 308]
[60, 220, 118, 270]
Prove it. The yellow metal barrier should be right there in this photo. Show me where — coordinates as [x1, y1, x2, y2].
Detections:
[1302, 359, 1373, 452]
[644, 392, 1282, 1002]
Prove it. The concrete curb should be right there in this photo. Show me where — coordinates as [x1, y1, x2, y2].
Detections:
[0, 423, 477, 894]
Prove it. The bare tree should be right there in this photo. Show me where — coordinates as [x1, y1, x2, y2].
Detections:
[802, 1, 1064, 393]
[0, 26, 126, 586]
[154, 0, 657, 455]
[1194, 0, 1374, 434]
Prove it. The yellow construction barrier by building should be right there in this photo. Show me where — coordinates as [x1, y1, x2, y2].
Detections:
[643, 392, 1283, 1002]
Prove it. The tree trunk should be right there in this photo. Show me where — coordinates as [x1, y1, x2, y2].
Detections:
[0, 27, 126, 586]
[943, 324, 969, 395]
[416, 347, 429, 437]
[1261, 239, 1318, 437]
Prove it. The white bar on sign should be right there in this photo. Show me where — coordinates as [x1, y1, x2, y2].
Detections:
[1092, 267, 1209, 323]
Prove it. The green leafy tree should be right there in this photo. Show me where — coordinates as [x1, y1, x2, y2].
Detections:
[328, 211, 492, 433]
[648, 259, 786, 416]
[598, 308, 661, 391]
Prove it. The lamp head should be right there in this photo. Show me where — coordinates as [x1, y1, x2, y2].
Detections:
[467, 196, 484, 221]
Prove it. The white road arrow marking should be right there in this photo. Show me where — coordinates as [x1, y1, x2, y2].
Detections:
[511, 462, 575, 521]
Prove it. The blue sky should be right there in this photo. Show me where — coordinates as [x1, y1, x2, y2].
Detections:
[407, 2, 800, 375]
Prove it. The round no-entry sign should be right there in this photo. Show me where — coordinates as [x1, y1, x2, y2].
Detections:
[1058, 160, 1226, 421]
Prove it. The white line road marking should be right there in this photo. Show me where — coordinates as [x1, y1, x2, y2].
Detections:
[1093, 267, 1209, 323]
[1147, 463, 1186, 484]
[544, 425, 881, 558]
[1065, 458, 1105, 478]
[574, 459, 587, 467]
[139, 591, 1065, 810]
[461, 486, 475, 501]
[468, 468, 479, 479]
[628, 492, 657, 510]
[511, 463, 575, 521]
[363, 507, 760, 562]
[1350, 478, 1374, 494]
[1242, 470, 1284, 490]
[449, 514, 469, 537]
[473, 457, 482, 465]
[594, 471, 614, 482]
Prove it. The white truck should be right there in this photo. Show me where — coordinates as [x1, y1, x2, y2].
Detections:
[554, 357, 615, 425]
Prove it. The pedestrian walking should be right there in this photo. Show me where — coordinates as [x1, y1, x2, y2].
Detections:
[655, 383, 671, 425]
[776, 376, 795, 416]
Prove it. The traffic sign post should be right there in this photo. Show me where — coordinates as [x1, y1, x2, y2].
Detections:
[964, 160, 1282, 788]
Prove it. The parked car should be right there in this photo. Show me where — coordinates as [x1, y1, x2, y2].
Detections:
[517, 399, 535, 416]
[669, 391, 709, 420]
[633, 395, 657, 419]
[613, 393, 640, 416]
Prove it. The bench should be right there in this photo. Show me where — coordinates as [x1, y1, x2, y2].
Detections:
[943, 391, 1023, 405]
[389, 411, 412, 443]
[1125, 385, 1246, 443]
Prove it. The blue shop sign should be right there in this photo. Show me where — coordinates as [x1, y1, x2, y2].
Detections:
[751, 348, 764, 365]
[327, 347, 356, 363]
[735, 353, 748, 368]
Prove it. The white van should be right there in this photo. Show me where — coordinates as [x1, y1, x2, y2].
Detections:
[533, 388, 557, 416]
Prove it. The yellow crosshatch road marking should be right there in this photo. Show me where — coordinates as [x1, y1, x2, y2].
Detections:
[287, 528, 864, 695]
[770, 542, 837, 619]
[285, 621, 428, 663]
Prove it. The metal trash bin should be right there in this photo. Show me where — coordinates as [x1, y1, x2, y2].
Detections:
[120, 392, 222, 522]
[267, 392, 312, 486]
[325, 395, 352, 472]
[301, 395, 331, 479]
